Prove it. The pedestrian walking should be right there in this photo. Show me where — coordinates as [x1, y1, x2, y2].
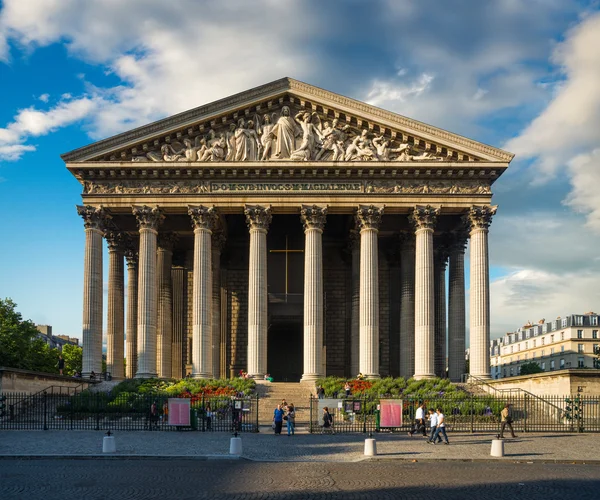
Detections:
[205, 403, 212, 431]
[408, 401, 427, 437]
[286, 404, 296, 436]
[57, 355, 65, 375]
[321, 406, 334, 434]
[500, 403, 517, 438]
[149, 401, 159, 430]
[427, 408, 441, 443]
[273, 404, 284, 435]
[431, 407, 449, 445]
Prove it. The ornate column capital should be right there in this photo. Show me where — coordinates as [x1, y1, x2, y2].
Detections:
[466, 205, 497, 231]
[356, 204, 384, 231]
[104, 230, 127, 253]
[301, 205, 327, 231]
[398, 230, 416, 250]
[158, 231, 179, 251]
[77, 205, 111, 231]
[132, 205, 165, 231]
[409, 205, 440, 231]
[188, 205, 218, 231]
[447, 223, 470, 254]
[212, 229, 227, 251]
[123, 234, 138, 267]
[434, 239, 450, 269]
[244, 205, 272, 231]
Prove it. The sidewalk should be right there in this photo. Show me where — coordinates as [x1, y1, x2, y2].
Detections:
[1, 430, 599, 463]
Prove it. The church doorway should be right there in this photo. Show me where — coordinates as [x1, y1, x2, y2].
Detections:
[267, 318, 303, 382]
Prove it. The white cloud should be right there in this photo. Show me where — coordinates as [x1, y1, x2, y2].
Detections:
[505, 12, 600, 228]
[0, 144, 36, 161]
[367, 73, 434, 107]
[38, 93, 49, 102]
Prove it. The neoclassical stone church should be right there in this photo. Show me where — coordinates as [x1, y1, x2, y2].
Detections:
[62, 78, 513, 382]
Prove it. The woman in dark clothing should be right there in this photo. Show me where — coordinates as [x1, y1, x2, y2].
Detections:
[273, 404, 284, 435]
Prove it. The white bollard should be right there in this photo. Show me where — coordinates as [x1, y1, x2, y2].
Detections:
[490, 438, 504, 457]
[364, 438, 377, 456]
[103, 435, 116, 453]
[230, 436, 242, 455]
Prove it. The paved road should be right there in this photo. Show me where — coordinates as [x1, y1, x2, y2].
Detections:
[1, 460, 599, 499]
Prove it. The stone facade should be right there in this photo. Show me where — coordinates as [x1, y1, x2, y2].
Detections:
[66, 78, 512, 381]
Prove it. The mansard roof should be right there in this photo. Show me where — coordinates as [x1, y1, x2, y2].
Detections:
[61, 77, 514, 164]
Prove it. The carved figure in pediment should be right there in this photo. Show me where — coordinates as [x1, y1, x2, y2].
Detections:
[290, 111, 323, 161]
[391, 143, 411, 161]
[234, 118, 261, 161]
[225, 123, 237, 161]
[182, 138, 201, 162]
[259, 113, 277, 160]
[272, 106, 301, 159]
[198, 130, 226, 162]
[315, 119, 345, 161]
[372, 134, 392, 161]
[345, 130, 376, 161]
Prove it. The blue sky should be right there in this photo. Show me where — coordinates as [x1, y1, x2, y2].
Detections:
[1, 0, 600, 343]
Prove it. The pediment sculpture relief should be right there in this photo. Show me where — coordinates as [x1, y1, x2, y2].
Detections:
[131, 105, 447, 163]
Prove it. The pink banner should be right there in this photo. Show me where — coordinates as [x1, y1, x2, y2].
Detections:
[168, 398, 191, 426]
[379, 399, 403, 428]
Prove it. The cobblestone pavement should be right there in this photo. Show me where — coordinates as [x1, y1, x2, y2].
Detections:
[1, 459, 599, 499]
[1, 430, 600, 462]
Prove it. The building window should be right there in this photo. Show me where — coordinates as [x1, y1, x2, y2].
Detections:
[551, 334, 554, 343]
[594, 344, 599, 355]
[541, 337, 545, 345]
[577, 330, 583, 339]
[562, 318, 568, 328]
[533, 340, 537, 348]
[541, 362, 546, 370]
[561, 345, 565, 353]
[503, 369, 507, 377]
[578, 344, 585, 353]
[591, 316, 598, 326]
[511, 346, 514, 354]
[510, 368, 513, 376]
[525, 341, 528, 349]
[551, 348, 555, 355]
[578, 357, 585, 368]
[550, 360, 555, 370]
[561, 332, 564, 341]
[541, 350, 545, 357]
[575, 315, 584, 326]
[560, 358, 565, 369]
[593, 330, 598, 339]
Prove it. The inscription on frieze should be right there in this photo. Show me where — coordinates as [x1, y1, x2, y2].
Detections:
[211, 182, 362, 193]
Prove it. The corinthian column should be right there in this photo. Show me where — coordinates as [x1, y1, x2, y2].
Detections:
[447, 229, 468, 382]
[399, 232, 415, 378]
[300, 205, 327, 382]
[245, 205, 272, 379]
[105, 230, 126, 380]
[212, 230, 226, 378]
[125, 244, 138, 379]
[410, 205, 440, 380]
[77, 206, 110, 378]
[157, 232, 178, 378]
[133, 205, 164, 378]
[356, 205, 384, 379]
[189, 206, 218, 379]
[467, 205, 497, 379]
[349, 226, 360, 378]
[434, 242, 449, 378]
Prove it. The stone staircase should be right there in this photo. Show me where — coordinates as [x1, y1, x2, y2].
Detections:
[256, 382, 316, 429]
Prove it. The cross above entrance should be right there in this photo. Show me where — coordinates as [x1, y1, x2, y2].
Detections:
[269, 235, 303, 295]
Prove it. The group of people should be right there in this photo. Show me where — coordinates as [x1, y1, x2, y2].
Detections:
[273, 400, 296, 436]
[408, 402, 450, 445]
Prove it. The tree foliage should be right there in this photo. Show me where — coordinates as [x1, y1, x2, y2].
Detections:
[519, 362, 544, 375]
[62, 344, 82, 376]
[0, 298, 59, 373]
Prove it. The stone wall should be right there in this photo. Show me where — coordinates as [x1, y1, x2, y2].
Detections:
[485, 369, 600, 396]
[0, 367, 90, 394]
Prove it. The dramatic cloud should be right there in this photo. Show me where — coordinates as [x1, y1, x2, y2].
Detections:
[506, 12, 600, 229]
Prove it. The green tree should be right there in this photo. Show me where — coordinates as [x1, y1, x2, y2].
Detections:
[62, 344, 83, 376]
[0, 298, 42, 369]
[519, 362, 544, 375]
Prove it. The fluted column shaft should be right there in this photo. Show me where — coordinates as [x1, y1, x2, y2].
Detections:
[350, 231, 360, 378]
[78, 206, 109, 378]
[189, 206, 218, 379]
[301, 205, 327, 381]
[133, 205, 164, 378]
[157, 233, 176, 378]
[125, 249, 138, 379]
[171, 266, 186, 378]
[468, 206, 496, 379]
[245, 205, 272, 379]
[448, 242, 466, 382]
[399, 235, 415, 378]
[357, 205, 383, 379]
[212, 233, 225, 378]
[411, 205, 440, 380]
[434, 249, 448, 378]
[106, 233, 125, 379]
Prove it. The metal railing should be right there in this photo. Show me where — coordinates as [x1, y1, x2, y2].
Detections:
[308, 394, 600, 433]
[0, 392, 260, 432]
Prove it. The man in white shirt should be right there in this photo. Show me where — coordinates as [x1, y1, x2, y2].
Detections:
[408, 402, 427, 437]
[431, 407, 449, 445]
[427, 408, 442, 443]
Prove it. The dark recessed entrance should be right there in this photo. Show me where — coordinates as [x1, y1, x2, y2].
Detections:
[267, 318, 303, 382]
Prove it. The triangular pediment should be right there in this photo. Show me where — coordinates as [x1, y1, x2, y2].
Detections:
[61, 77, 514, 164]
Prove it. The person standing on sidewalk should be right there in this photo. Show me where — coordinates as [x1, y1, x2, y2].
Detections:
[408, 401, 427, 437]
[431, 407, 449, 445]
[286, 404, 296, 436]
[500, 403, 517, 438]
[273, 404, 284, 435]
[427, 408, 441, 443]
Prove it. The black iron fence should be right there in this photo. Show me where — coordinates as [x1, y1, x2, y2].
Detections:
[309, 394, 600, 433]
[0, 391, 259, 432]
